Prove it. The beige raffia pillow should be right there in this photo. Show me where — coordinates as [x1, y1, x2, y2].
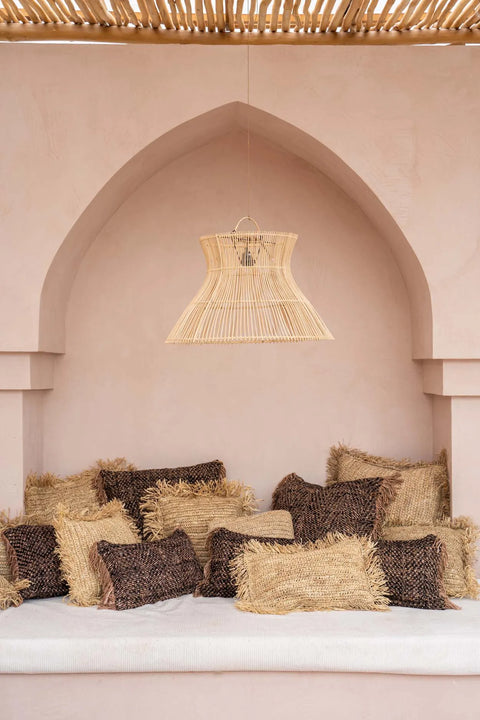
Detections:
[24, 458, 136, 524]
[208, 510, 294, 539]
[326, 445, 450, 525]
[142, 479, 257, 565]
[0, 512, 39, 581]
[232, 534, 390, 614]
[382, 517, 479, 599]
[54, 500, 140, 606]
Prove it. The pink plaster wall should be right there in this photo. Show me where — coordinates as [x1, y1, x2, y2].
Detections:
[42, 132, 432, 500]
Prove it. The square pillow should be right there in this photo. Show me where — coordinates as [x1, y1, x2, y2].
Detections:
[381, 517, 479, 599]
[208, 510, 294, 538]
[90, 529, 203, 610]
[141, 479, 256, 565]
[326, 445, 450, 525]
[232, 534, 390, 614]
[376, 535, 458, 609]
[271, 472, 401, 541]
[98, 459, 226, 536]
[196, 527, 294, 598]
[3, 524, 68, 600]
[25, 457, 135, 524]
[0, 512, 38, 582]
[0, 576, 29, 611]
[54, 500, 140, 606]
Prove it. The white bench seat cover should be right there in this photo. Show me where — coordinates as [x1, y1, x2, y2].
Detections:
[1, 594, 479, 675]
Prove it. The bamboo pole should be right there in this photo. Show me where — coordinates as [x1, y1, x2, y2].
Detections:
[258, 0, 271, 30]
[319, 0, 335, 30]
[270, 0, 282, 30]
[282, 0, 293, 29]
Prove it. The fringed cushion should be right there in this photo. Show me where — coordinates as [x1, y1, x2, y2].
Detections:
[272, 473, 401, 542]
[208, 510, 294, 538]
[0, 512, 38, 581]
[2, 525, 68, 600]
[0, 575, 29, 610]
[196, 527, 294, 598]
[141, 479, 256, 566]
[326, 445, 450, 525]
[54, 500, 140, 606]
[381, 518, 479, 599]
[232, 534, 390, 614]
[376, 535, 458, 609]
[98, 459, 226, 536]
[90, 530, 203, 610]
[24, 458, 136, 524]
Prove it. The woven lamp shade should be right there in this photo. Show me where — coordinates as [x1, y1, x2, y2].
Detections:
[166, 219, 333, 344]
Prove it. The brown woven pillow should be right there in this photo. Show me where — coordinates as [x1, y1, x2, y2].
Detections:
[54, 500, 140, 606]
[232, 534, 390, 614]
[272, 473, 401, 541]
[196, 527, 295, 598]
[141, 479, 256, 565]
[376, 535, 458, 609]
[90, 530, 203, 610]
[25, 458, 135, 524]
[381, 518, 479, 598]
[327, 445, 450, 525]
[3, 524, 68, 600]
[0, 576, 29, 611]
[99, 459, 226, 536]
[0, 512, 38, 581]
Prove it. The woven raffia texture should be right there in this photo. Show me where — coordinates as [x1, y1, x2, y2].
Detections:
[25, 457, 136, 524]
[382, 518, 479, 599]
[272, 473, 401, 542]
[141, 479, 256, 565]
[3, 524, 68, 599]
[196, 527, 294, 598]
[327, 445, 450, 526]
[0, 575, 29, 610]
[208, 510, 294, 538]
[0, 511, 39, 581]
[99, 459, 226, 536]
[232, 534, 390, 614]
[90, 529, 203, 610]
[376, 535, 458, 609]
[54, 500, 140, 606]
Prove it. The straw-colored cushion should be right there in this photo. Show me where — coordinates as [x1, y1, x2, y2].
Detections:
[98, 459, 226, 536]
[54, 500, 140, 606]
[376, 535, 458, 610]
[208, 510, 294, 538]
[0, 575, 29, 611]
[24, 458, 135, 524]
[381, 518, 479, 599]
[232, 534, 390, 614]
[326, 445, 450, 525]
[141, 479, 256, 565]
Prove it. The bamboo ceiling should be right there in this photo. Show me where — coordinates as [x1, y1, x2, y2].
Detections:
[1, 0, 479, 42]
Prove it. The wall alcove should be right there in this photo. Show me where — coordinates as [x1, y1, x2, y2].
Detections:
[41, 126, 433, 505]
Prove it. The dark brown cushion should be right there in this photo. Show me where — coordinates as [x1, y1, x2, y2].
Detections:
[376, 535, 458, 609]
[2, 524, 68, 599]
[271, 472, 402, 541]
[196, 528, 295, 598]
[90, 529, 203, 610]
[98, 460, 226, 536]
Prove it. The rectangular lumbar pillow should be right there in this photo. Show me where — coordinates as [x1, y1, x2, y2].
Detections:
[272, 473, 401, 541]
[3, 524, 68, 600]
[0, 575, 29, 611]
[376, 534, 458, 609]
[381, 517, 479, 599]
[54, 500, 140, 606]
[232, 534, 390, 614]
[196, 527, 294, 598]
[208, 510, 294, 539]
[141, 479, 256, 565]
[90, 529, 203, 610]
[25, 458, 135, 524]
[326, 445, 450, 525]
[98, 459, 226, 536]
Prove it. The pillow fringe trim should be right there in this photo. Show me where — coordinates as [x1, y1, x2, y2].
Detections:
[89, 544, 117, 610]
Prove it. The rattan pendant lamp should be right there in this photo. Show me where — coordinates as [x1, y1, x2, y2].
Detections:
[166, 50, 333, 345]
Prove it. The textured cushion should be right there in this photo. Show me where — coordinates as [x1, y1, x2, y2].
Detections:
[24, 458, 135, 524]
[142, 479, 256, 565]
[381, 518, 479, 599]
[327, 445, 450, 525]
[196, 527, 295, 598]
[272, 473, 401, 541]
[3, 525, 68, 600]
[208, 510, 294, 538]
[54, 500, 140, 606]
[0, 576, 29, 611]
[99, 459, 226, 536]
[376, 535, 458, 609]
[0, 512, 38, 581]
[232, 534, 390, 614]
[90, 530, 203, 610]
